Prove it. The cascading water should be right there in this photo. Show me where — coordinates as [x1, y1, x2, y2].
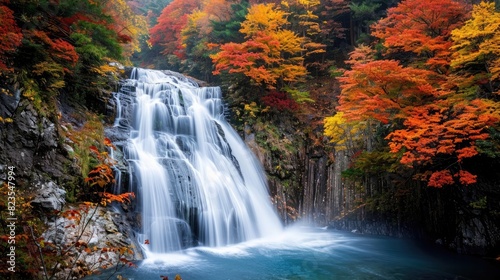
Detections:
[114, 68, 282, 254]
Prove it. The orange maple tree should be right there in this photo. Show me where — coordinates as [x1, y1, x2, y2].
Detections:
[337, 59, 444, 124]
[371, 0, 469, 70]
[387, 99, 500, 187]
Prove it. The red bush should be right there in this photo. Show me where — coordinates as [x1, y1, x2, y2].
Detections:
[261, 90, 299, 112]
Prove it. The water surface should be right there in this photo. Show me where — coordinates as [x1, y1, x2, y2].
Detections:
[93, 227, 500, 279]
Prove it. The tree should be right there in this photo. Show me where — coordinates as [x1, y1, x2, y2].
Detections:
[371, 0, 469, 70]
[337, 59, 443, 124]
[281, 0, 327, 71]
[211, 3, 307, 89]
[329, 0, 500, 187]
[450, 1, 500, 96]
[181, 10, 214, 80]
[387, 99, 500, 187]
[102, 0, 148, 60]
[324, 111, 367, 152]
[209, 0, 249, 45]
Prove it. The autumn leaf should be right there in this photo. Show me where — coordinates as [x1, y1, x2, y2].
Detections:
[450, 1, 500, 95]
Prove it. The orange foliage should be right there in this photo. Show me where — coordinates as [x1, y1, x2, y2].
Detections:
[332, 0, 500, 188]
[387, 99, 500, 187]
[371, 0, 469, 70]
[337, 59, 444, 124]
[427, 170, 453, 188]
[211, 3, 307, 88]
[85, 163, 115, 188]
[51, 39, 79, 66]
[100, 192, 135, 206]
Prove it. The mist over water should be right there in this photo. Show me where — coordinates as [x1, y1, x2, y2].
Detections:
[117, 68, 282, 253]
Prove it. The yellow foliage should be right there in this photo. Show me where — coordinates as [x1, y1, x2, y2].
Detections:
[324, 112, 367, 151]
[244, 102, 260, 118]
[451, 1, 500, 87]
[240, 4, 289, 37]
[297, 0, 320, 8]
[0, 116, 13, 123]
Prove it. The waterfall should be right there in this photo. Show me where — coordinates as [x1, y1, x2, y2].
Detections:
[114, 68, 282, 253]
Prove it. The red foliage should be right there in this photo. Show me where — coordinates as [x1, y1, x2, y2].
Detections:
[27, 30, 79, 67]
[149, 0, 201, 57]
[59, 13, 95, 31]
[261, 90, 299, 112]
[51, 39, 79, 66]
[0, 4, 22, 71]
[427, 170, 453, 188]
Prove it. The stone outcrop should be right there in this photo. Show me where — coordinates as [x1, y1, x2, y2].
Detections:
[30, 181, 66, 211]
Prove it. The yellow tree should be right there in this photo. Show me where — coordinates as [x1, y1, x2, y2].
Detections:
[239, 3, 289, 37]
[281, 0, 326, 59]
[324, 112, 367, 153]
[450, 1, 500, 95]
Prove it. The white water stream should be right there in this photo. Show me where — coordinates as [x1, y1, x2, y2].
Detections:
[117, 68, 282, 254]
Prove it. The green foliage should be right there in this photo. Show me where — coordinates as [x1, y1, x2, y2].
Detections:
[476, 127, 500, 158]
[64, 113, 107, 202]
[351, 150, 401, 175]
[210, 0, 249, 44]
[74, 21, 123, 61]
[284, 87, 315, 104]
[328, 66, 344, 78]
[341, 167, 364, 179]
[0, 0, 141, 117]
[349, 1, 381, 20]
[469, 196, 487, 210]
